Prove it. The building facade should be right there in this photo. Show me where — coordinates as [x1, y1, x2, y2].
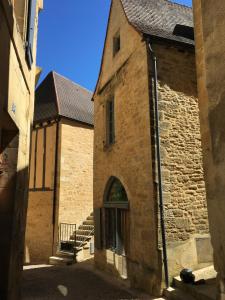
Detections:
[193, 1, 225, 299]
[25, 72, 94, 264]
[0, 0, 42, 299]
[93, 0, 211, 295]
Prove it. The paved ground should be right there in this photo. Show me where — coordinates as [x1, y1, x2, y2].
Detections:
[22, 260, 165, 300]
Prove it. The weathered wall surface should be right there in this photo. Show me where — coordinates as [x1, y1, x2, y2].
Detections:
[94, 0, 161, 295]
[58, 119, 93, 227]
[154, 43, 209, 241]
[193, 0, 225, 296]
[0, 0, 42, 298]
[25, 191, 54, 264]
[151, 41, 210, 277]
[25, 123, 56, 264]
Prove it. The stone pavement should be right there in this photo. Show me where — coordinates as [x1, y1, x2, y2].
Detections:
[22, 260, 165, 300]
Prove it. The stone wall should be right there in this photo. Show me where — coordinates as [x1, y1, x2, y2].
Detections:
[0, 1, 42, 298]
[94, 0, 210, 294]
[193, 0, 225, 296]
[58, 119, 93, 227]
[94, 0, 161, 295]
[152, 42, 209, 243]
[25, 191, 54, 264]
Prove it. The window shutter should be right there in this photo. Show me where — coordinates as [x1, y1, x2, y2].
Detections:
[26, 0, 37, 68]
[94, 208, 102, 250]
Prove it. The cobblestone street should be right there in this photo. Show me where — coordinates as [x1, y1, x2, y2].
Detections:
[22, 261, 164, 300]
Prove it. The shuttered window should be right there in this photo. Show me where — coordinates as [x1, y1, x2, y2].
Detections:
[26, 0, 37, 68]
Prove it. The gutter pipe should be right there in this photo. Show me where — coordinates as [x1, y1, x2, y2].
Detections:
[148, 40, 169, 288]
[52, 118, 60, 253]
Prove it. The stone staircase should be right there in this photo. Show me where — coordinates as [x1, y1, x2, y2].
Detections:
[164, 265, 217, 300]
[74, 213, 95, 262]
[49, 213, 94, 265]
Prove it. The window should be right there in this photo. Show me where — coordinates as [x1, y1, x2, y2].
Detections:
[104, 177, 129, 255]
[173, 24, 194, 41]
[26, 0, 37, 68]
[113, 32, 120, 56]
[106, 98, 115, 145]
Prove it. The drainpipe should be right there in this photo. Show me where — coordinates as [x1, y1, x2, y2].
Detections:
[147, 40, 169, 288]
[52, 118, 60, 253]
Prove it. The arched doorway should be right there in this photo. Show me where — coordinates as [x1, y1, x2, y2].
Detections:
[103, 177, 129, 255]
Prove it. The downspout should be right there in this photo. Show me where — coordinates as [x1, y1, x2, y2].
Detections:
[147, 39, 169, 288]
[52, 118, 60, 253]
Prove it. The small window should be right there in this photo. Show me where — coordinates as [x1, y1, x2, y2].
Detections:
[106, 98, 115, 145]
[173, 24, 194, 41]
[113, 32, 120, 56]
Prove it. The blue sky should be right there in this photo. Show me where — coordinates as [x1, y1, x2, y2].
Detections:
[37, 0, 192, 91]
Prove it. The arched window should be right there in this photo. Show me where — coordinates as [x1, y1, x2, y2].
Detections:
[104, 177, 129, 254]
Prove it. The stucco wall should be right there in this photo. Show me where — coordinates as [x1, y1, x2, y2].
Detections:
[193, 0, 225, 296]
[58, 119, 94, 227]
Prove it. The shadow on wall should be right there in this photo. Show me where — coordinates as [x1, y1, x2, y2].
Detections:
[0, 125, 29, 299]
[94, 248, 162, 297]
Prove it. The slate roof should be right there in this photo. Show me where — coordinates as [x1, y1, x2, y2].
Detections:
[120, 0, 194, 45]
[34, 72, 94, 125]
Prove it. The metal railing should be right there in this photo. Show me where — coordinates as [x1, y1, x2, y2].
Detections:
[59, 223, 76, 254]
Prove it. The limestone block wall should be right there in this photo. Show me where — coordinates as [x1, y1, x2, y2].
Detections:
[0, 1, 41, 298]
[58, 119, 94, 227]
[193, 0, 225, 293]
[152, 43, 209, 243]
[25, 191, 54, 264]
[94, 1, 161, 295]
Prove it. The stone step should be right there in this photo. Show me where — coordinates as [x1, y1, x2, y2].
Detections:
[56, 251, 74, 259]
[83, 220, 94, 226]
[78, 224, 94, 231]
[193, 265, 217, 281]
[173, 266, 217, 300]
[76, 234, 92, 242]
[49, 256, 74, 266]
[164, 287, 196, 300]
[76, 229, 93, 236]
[86, 215, 94, 221]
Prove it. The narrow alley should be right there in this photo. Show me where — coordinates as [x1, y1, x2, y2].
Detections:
[22, 261, 163, 300]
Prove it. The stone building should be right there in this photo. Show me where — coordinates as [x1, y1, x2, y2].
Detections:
[0, 0, 42, 299]
[93, 0, 211, 295]
[193, 1, 225, 299]
[25, 71, 94, 264]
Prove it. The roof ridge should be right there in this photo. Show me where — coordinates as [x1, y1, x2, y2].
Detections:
[164, 0, 192, 10]
[52, 71, 93, 94]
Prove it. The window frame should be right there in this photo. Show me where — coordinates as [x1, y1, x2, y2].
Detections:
[106, 97, 115, 146]
[103, 177, 129, 255]
[113, 31, 121, 57]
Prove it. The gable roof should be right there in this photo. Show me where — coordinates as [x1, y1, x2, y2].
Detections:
[34, 71, 94, 126]
[120, 0, 194, 45]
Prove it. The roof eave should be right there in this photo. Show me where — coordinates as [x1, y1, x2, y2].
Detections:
[143, 33, 195, 50]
